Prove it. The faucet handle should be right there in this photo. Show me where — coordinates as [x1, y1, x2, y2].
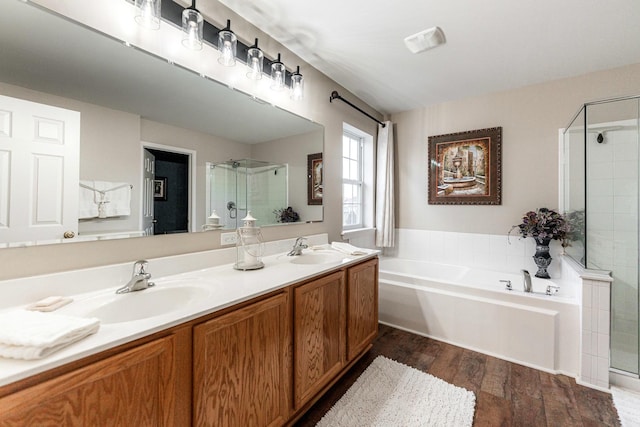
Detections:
[546, 285, 560, 296]
[499, 280, 512, 290]
[133, 259, 149, 275]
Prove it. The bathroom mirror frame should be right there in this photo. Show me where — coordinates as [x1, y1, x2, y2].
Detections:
[0, 0, 324, 247]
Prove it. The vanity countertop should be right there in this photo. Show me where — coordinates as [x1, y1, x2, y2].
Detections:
[0, 246, 377, 388]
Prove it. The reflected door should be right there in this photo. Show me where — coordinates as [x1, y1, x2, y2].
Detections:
[0, 94, 79, 245]
[142, 149, 155, 236]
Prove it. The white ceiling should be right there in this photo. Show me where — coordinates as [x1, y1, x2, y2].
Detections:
[218, 0, 640, 114]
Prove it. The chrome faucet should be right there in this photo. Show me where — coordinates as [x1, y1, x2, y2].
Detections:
[522, 269, 532, 293]
[287, 237, 308, 256]
[116, 260, 155, 294]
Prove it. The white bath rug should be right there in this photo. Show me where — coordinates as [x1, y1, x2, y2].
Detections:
[316, 356, 475, 427]
[612, 386, 640, 427]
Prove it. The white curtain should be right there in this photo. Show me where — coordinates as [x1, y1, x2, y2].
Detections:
[375, 121, 395, 247]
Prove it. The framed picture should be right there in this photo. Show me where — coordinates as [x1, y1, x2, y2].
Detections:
[153, 177, 167, 201]
[428, 127, 502, 205]
[307, 153, 323, 205]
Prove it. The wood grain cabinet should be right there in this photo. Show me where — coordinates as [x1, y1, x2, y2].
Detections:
[346, 258, 379, 360]
[0, 335, 180, 426]
[0, 257, 378, 427]
[293, 270, 346, 409]
[193, 291, 291, 427]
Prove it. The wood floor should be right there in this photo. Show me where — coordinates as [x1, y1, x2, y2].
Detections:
[295, 324, 620, 426]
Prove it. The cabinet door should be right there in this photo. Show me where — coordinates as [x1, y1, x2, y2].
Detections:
[193, 292, 291, 427]
[293, 270, 346, 409]
[0, 335, 178, 426]
[347, 258, 379, 361]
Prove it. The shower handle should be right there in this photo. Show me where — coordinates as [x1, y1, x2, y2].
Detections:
[227, 201, 237, 219]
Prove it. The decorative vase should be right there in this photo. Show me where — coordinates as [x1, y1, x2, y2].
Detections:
[532, 236, 552, 279]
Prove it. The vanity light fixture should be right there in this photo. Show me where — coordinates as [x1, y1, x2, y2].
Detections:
[270, 53, 286, 91]
[135, 0, 161, 30]
[246, 38, 264, 80]
[290, 66, 304, 101]
[181, 0, 203, 50]
[217, 19, 237, 67]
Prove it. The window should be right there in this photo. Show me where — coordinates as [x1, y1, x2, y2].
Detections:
[343, 130, 364, 229]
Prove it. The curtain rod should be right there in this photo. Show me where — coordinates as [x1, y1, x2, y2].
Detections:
[329, 91, 386, 128]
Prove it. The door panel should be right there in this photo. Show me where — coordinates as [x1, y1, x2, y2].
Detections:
[0, 94, 79, 245]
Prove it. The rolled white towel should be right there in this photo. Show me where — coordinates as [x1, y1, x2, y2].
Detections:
[0, 310, 100, 360]
[331, 241, 372, 256]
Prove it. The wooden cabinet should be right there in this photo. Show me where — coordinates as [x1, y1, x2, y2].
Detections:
[293, 270, 346, 409]
[347, 258, 379, 360]
[193, 292, 291, 427]
[0, 334, 180, 426]
[0, 256, 378, 427]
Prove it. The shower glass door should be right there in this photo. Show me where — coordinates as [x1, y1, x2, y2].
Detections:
[585, 98, 640, 375]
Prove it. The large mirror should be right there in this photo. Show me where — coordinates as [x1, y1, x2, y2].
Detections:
[0, 0, 323, 247]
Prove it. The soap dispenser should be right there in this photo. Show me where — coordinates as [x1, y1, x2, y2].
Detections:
[234, 211, 265, 270]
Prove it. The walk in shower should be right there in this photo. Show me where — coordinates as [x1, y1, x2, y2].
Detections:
[562, 95, 640, 377]
[206, 159, 288, 228]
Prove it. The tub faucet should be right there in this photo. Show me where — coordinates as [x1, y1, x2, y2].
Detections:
[288, 237, 308, 256]
[116, 260, 155, 294]
[521, 269, 532, 293]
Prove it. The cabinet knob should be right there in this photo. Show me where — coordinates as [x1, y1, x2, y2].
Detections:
[63, 231, 75, 239]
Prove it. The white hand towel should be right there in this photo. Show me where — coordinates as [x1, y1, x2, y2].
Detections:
[331, 242, 371, 256]
[94, 181, 131, 217]
[79, 180, 99, 219]
[0, 310, 100, 360]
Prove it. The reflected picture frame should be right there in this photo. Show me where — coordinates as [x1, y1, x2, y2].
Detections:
[307, 153, 323, 205]
[153, 177, 167, 201]
[428, 127, 502, 205]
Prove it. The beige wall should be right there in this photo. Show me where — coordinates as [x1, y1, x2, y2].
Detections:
[392, 63, 640, 235]
[251, 130, 324, 222]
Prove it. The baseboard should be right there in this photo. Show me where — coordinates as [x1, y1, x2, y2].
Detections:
[610, 370, 640, 392]
[378, 320, 581, 379]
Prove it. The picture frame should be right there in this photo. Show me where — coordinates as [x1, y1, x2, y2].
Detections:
[428, 127, 502, 205]
[307, 153, 323, 205]
[153, 177, 167, 201]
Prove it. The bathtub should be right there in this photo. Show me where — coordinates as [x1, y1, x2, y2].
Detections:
[378, 257, 581, 374]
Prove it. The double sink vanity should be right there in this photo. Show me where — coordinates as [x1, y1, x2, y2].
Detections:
[0, 234, 379, 426]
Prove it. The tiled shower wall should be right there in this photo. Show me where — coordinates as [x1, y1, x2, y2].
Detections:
[587, 127, 639, 374]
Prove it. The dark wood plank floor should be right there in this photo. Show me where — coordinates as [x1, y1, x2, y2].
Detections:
[295, 324, 620, 426]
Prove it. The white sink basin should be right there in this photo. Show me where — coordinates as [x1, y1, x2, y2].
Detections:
[289, 252, 346, 265]
[67, 285, 212, 324]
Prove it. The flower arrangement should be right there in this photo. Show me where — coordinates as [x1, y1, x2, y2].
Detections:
[274, 207, 300, 223]
[509, 207, 569, 242]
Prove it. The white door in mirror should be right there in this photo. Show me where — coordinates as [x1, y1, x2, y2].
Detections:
[0, 95, 80, 245]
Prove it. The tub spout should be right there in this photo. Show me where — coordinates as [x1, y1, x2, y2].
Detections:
[521, 269, 532, 293]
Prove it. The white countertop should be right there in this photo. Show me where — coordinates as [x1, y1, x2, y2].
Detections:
[0, 244, 377, 387]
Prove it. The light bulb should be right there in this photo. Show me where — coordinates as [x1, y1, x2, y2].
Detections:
[248, 57, 262, 80]
[246, 39, 263, 80]
[290, 66, 304, 100]
[218, 22, 237, 67]
[135, 0, 160, 30]
[181, 7, 203, 50]
[270, 53, 286, 91]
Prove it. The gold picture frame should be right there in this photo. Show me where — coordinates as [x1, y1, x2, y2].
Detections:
[428, 127, 502, 205]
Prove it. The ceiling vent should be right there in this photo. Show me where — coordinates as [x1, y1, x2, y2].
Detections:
[404, 26, 446, 54]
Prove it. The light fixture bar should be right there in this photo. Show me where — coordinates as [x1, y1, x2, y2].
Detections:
[158, 1, 295, 85]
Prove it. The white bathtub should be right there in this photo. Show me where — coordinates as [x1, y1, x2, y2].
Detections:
[378, 257, 581, 374]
